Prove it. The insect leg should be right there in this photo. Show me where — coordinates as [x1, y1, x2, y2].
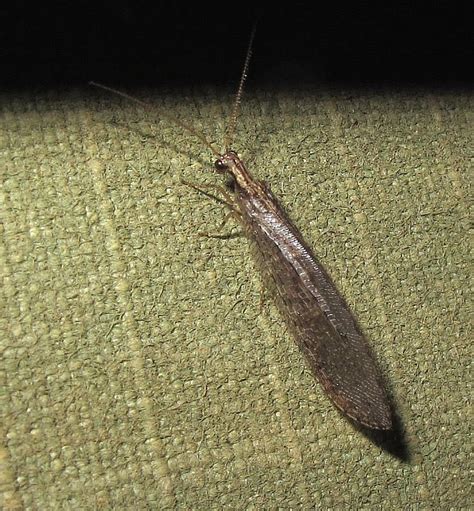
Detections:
[181, 180, 243, 238]
[181, 179, 236, 211]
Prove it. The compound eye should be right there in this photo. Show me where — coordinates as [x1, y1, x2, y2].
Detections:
[214, 159, 227, 172]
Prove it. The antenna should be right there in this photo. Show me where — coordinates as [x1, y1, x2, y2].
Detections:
[89, 81, 221, 157]
[223, 23, 257, 152]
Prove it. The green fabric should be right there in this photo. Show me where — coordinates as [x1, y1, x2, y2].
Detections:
[1, 87, 471, 509]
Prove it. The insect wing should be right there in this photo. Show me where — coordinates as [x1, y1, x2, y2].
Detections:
[238, 184, 392, 430]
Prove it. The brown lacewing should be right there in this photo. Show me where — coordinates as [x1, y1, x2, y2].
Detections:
[90, 26, 392, 430]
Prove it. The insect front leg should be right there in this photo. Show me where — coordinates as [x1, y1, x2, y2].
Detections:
[181, 179, 236, 210]
[181, 180, 243, 238]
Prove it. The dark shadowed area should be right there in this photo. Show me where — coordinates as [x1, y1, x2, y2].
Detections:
[2, 3, 471, 90]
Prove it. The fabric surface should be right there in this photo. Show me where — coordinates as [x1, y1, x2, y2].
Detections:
[1, 86, 471, 509]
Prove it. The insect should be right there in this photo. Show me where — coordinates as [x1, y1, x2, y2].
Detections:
[91, 26, 392, 430]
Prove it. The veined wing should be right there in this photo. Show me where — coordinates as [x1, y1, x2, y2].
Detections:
[237, 183, 392, 430]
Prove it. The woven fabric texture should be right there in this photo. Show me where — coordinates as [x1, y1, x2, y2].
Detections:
[1, 87, 471, 509]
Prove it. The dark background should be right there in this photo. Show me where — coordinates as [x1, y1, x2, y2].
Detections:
[1, 2, 472, 91]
